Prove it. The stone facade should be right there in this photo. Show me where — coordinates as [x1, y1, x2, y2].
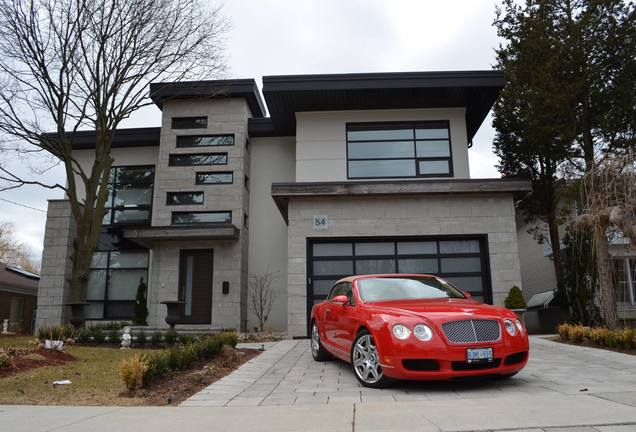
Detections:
[36, 200, 76, 329]
[286, 194, 522, 337]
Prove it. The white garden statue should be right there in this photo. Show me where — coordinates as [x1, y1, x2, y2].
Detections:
[1, 319, 8, 334]
[120, 326, 132, 349]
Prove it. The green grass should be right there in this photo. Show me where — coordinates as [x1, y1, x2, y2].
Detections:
[0, 336, 162, 405]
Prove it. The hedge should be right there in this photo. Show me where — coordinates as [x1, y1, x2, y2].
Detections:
[139, 331, 238, 386]
[558, 323, 636, 351]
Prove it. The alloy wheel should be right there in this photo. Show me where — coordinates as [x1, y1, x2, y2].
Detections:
[352, 334, 383, 384]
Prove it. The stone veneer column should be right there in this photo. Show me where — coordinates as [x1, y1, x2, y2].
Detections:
[36, 200, 76, 329]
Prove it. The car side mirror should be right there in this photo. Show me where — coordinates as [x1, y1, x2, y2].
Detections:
[463, 290, 472, 299]
[332, 295, 349, 305]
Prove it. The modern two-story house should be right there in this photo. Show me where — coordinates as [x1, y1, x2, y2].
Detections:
[36, 70, 530, 337]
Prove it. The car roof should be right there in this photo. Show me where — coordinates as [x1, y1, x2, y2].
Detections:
[336, 274, 437, 284]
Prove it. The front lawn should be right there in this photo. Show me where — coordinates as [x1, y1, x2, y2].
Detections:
[0, 335, 260, 406]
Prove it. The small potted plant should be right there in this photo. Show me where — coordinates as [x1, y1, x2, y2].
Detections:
[504, 285, 527, 321]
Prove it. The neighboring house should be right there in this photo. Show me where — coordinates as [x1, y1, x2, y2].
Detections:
[36, 70, 531, 337]
[0, 263, 39, 333]
[517, 216, 636, 324]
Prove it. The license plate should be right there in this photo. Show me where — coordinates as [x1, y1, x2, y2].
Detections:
[466, 347, 493, 363]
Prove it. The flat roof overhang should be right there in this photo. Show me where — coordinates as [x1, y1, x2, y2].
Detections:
[123, 224, 239, 248]
[262, 70, 505, 141]
[149, 79, 266, 118]
[271, 178, 531, 224]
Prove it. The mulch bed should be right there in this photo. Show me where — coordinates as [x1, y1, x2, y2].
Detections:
[547, 336, 636, 356]
[123, 347, 262, 406]
[0, 349, 77, 378]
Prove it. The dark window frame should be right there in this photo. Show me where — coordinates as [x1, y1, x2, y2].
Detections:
[171, 210, 232, 225]
[195, 171, 234, 185]
[166, 191, 204, 206]
[171, 116, 208, 129]
[102, 165, 155, 227]
[346, 121, 454, 179]
[176, 134, 234, 148]
[306, 235, 492, 334]
[87, 249, 149, 320]
[168, 153, 228, 167]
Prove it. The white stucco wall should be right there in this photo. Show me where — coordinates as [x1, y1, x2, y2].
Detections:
[247, 136, 295, 331]
[295, 108, 470, 182]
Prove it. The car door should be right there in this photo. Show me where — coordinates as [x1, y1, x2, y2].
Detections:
[333, 282, 358, 353]
[322, 283, 345, 347]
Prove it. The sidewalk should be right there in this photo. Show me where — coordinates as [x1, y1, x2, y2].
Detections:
[1, 392, 636, 432]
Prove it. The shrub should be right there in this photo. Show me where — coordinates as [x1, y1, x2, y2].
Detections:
[558, 323, 636, 351]
[133, 277, 149, 326]
[0, 350, 10, 369]
[504, 286, 527, 309]
[90, 327, 105, 343]
[136, 330, 147, 346]
[164, 329, 178, 346]
[37, 324, 75, 342]
[179, 334, 194, 345]
[150, 331, 163, 347]
[120, 354, 148, 391]
[108, 328, 121, 344]
[76, 328, 90, 344]
[557, 323, 570, 341]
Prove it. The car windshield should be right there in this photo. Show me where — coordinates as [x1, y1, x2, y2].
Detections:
[357, 277, 465, 302]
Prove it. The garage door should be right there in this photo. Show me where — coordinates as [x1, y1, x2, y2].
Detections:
[307, 236, 492, 323]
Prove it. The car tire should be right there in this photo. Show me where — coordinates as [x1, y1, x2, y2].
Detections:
[350, 329, 391, 389]
[310, 321, 331, 362]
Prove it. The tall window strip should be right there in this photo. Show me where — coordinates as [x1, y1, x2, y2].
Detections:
[346, 121, 453, 179]
[166, 191, 204, 205]
[176, 134, 234, 148]
[87, 250, 149, 320]
[171, 116, 207, 129]
[102, 166, 154, 226]
[168, 153, 227, 166]
[195, 172, 233, 184]
[171, 211, 232, 225]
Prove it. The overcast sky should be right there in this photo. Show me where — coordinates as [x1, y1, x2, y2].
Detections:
[0, 0, 504, 262]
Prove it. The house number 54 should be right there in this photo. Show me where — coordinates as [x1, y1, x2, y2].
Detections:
[312, 215, 328, 231]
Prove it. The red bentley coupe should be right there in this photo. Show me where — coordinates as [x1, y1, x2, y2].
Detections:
[310, 274, 529, 388]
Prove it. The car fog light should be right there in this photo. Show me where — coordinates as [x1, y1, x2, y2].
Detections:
[515, 319, 524, 334]
[504, 319, 517, 336]
[392, 324, 411, 340]
[413, 324, 433, 341]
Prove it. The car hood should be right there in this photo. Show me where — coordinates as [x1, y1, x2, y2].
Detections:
[365, 298, 514, 322]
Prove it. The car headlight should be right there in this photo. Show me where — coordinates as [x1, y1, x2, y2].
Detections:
[413, 324, 433, 341]
[515, 319, 524, 334]
[504, 319, 517, 336]
[392, 324, 411, 340]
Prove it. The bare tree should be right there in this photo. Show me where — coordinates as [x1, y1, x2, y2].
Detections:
[0, 220, 40, 273]
[0, 0, 227, 318]
[577, 152, 636, 328]
[249, 272, 277, 333]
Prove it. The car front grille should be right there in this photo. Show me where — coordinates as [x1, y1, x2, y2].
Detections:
[441, 319, 501, 343]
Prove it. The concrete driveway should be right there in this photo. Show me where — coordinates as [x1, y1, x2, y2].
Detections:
[182, 336, 636, 408]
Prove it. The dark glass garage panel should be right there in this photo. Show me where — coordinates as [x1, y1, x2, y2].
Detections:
[169, 153, 227, 166]
[355, 242, 394, 255]
[398, 258, 438, 273]
[397, 241, 437, 254]
[171, 211, 232, 225]
[171, 116, 207, 129]
[313, 260, 354, 276]
[313, 279, 338, 296]
[441, 257, 482, 273]
[355, 259, 396, 274]
[313, 243, 353, 256]
[439, 240, 480, 254]
[195, 172, 233, 184]
[167, 191, 204, 205]
[349, 159, 416, 178]
[176, 135, 234, 148]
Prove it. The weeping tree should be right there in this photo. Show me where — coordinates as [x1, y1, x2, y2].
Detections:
[0, 0, 227, 322]
[576, 152, 636, 328]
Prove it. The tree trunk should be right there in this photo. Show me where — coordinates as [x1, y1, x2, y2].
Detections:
[593, 224, 618, 328]
[547, 212, 565, 293]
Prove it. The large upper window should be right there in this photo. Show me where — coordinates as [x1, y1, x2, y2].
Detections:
[87, 250, 149, 319]
[171, 211, 232, 225]
[176, 135, 233, 148]
[168, 153, 227, 166]
[346, 121, 452, 179]
[103, 166, 154, 226]
[171, 116, 207, 129]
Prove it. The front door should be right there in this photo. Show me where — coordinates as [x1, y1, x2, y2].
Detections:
[179, 249, 213, 324]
